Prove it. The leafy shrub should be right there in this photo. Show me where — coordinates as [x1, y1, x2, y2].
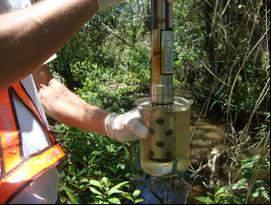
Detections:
[50, 0, 270, 204]
[195, 154, 270, 204]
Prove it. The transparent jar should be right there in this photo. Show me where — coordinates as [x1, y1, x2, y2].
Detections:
[136, 97, 193, 177]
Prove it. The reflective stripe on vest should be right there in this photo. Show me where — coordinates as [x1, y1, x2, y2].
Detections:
[0, 82, 65, 204]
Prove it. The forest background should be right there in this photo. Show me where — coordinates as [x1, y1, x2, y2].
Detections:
[48, 0, 270, 204]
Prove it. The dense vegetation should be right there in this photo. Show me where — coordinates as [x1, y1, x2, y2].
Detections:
[49, 0, 270, 204]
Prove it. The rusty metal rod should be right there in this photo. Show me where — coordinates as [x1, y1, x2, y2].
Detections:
[151, 0, 173, 105]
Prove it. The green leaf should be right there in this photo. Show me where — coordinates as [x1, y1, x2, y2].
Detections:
[195, 196, 215, 204]
[89, 187, 102, 195]
[62, 185, 79, 204]
[232, 178, 247, 190]
[262, 190, 270, 201]
[122, 192, 133, 201]
[135, 198, 144, 204]
[91, 151, 103, 156]
[89, 179, 102, 188]
[215, 185, 230, 196]
[80, 178, 89, 183]
[132, 190, 141, 198]
[70, 182, 81, 189]
[241, 155, 260, 170]
[108, 197, 121, 204]
[102, 177, 109, 186]
[252, 190, 260, 198]
[108, 181, 129, 196]
[108, 189, 124, 195]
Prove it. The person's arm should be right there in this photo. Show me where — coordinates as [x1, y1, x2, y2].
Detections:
[33, 64, 108, 135]
[0, 0, 122, 89]
[33, 65, 148, 141]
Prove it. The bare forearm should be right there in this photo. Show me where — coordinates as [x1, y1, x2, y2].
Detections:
[0, 0, 99, 89]
[38, 79, 108, 136]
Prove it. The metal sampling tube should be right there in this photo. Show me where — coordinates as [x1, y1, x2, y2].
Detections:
[151, 0, 173, 105]
[137, 0, 192, 175]
[141, 0, 175, 163]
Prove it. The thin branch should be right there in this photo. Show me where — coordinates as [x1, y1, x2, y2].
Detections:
[101, 23, 131, 46]
[193, 51, 229, 86]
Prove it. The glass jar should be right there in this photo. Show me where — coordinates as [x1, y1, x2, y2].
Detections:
[136, 97, 193, 177]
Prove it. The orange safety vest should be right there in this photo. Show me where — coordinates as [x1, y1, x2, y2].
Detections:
[0, 82, 65, 204]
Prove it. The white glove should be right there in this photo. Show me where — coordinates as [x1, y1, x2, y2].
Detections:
[104, 108, 149, 142]
[97, 0, 125, 11]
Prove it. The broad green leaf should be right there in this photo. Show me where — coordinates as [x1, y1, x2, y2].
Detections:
[122, 192, 133, 201]
[89, 187, 102, 195]
[135, 198, 144, 204]
[132, 190, 141, 198]
[195, 196, 215, 204]
[215, 186, 230, 196]
[108, 181, 129, 196]
[91, 151, 103, 155]
[232, 179, 247, 190]
[108, 197, 121, 204]
[252, 190, 260, 198]
[262, 190, 270, 201]
[62, 185, 79, 204]
[102, 177, 109, 186]
[80, 178, 89, 183]
[89, 179, 102, 188]
[241, 155, 260, 170]
[70, 182, 81, 189]
[108, 189, 124, 195]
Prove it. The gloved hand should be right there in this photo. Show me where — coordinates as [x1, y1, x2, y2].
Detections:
[104, 108, 149, 142]
[97, 0, 125, 11]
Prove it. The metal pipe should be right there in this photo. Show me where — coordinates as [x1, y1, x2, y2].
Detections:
[136, 1, 193, 176]
[151, 0, 173, 105]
